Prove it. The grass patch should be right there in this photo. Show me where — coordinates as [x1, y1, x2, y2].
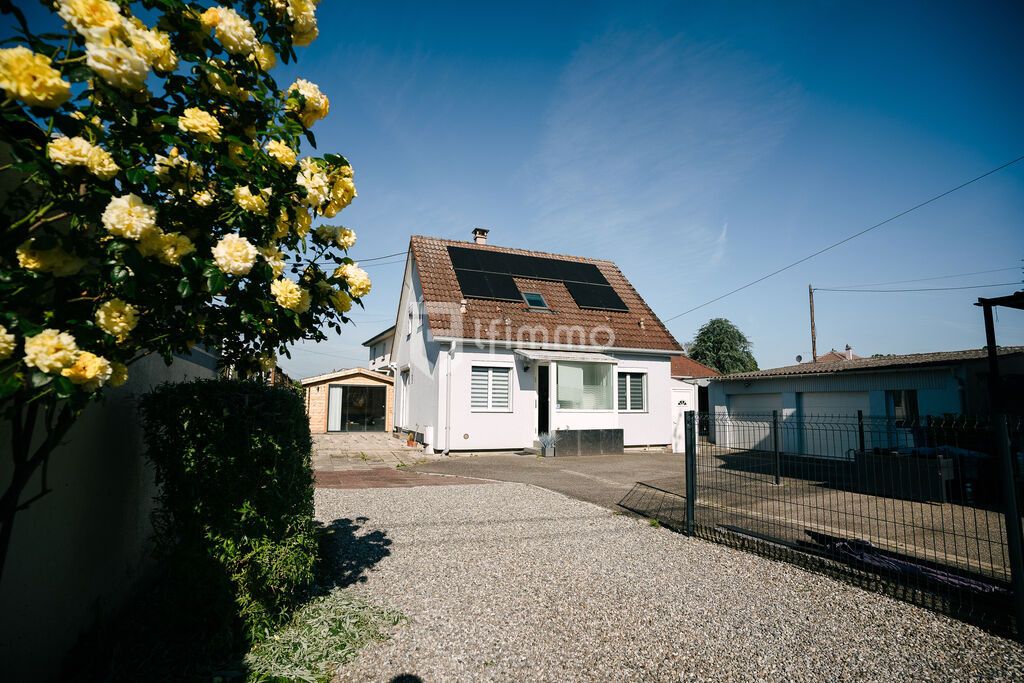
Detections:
[648, 518, 661, 528]
[245, 591, 404, 682]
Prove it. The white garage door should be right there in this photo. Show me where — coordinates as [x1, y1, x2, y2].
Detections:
[723, 393, 781, 452]
[800, 391, 869, 418]
[729, 393, 782, 416]
[800, 391, 870, 459]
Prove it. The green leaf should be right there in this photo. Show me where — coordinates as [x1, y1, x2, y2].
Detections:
[126, 167, 149, 184]
[110, 265, 131, 284]
[178, 277, 194, 298]
[0, 374, 20, 400]
[303, 128, 317, 149]
[207, 270, 227, 295]
[54, 376, 75, 398]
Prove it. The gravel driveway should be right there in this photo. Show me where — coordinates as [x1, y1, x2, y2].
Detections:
[317, 481, 1024, 682]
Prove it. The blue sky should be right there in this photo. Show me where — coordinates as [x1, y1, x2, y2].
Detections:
[276, 0, 1023, 377]
[12, 1, 1024, 377]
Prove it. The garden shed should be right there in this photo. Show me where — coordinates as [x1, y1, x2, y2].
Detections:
[301, 368, 394, 434]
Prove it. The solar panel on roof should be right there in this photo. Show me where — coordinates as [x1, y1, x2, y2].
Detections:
[564, 281, 629, 311]
[446, 245, 628, 311]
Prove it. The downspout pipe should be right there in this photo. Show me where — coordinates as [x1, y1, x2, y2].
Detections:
[444, 341, 454, 454]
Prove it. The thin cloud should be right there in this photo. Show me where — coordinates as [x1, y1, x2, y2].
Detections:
[526, 32, 800, 270]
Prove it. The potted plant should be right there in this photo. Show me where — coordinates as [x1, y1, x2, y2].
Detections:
[539, 432, 556, 458]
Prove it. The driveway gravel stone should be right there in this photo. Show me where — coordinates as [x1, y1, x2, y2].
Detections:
[317, 481, 1024, 682]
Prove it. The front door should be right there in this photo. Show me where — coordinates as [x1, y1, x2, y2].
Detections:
[537, 365, 549, 436]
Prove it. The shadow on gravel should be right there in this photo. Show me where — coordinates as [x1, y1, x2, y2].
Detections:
[319, 516, 393, 589]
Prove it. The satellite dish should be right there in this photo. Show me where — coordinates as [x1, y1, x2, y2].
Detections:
[795, 355, 803, 363]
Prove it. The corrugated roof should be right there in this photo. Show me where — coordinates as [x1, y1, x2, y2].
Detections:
[409, 236, 682, 352]
[671, 355, 720, 378]
[719, 347, 1024, 381]
[514, 349, 618, 364]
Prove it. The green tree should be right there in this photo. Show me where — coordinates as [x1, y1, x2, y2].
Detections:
[0, 0, 363, 586]
[687, 318, 759, 374]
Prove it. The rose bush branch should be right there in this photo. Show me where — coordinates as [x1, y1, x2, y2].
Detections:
[0, 0, 372, 586]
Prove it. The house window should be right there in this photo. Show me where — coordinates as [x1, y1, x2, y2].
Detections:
[471, 366, 511, 411]
[522, 292, 548, 309]
[557, 362, 613, 410]
[887, 389, 919, 427]
[617, 372, 646, 412]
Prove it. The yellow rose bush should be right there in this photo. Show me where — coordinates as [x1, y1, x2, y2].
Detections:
[0, 0, 373, 580]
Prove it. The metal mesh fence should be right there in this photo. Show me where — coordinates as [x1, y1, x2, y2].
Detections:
[620, 412, 1024, 635]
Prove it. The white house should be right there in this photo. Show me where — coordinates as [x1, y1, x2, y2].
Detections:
[389, 229, 684, 453]
[362, 325, 395, 374]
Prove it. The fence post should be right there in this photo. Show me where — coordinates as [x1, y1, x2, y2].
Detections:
[685, 410, 696, 536]
[857, 410, 866, 454]
[995, 414, 1024, 639]
[772, 409, 781, 486]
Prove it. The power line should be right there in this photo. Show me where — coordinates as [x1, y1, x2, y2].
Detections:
[662, 154, 1024, 323]
[816, 281, 1021, 293]
[362, 256, 408, 268]
[822, 265, 1022, 289]
[358, 250, 407, 263]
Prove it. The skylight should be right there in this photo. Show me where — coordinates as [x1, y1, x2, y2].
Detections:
[523, 292, 548, 309]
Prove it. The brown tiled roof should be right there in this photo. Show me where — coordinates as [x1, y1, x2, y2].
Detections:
[720, 347, 1024, 381]
[671, 355, 720, 378]
[817, 349, 863, 362]
[409, 236, 682, 352]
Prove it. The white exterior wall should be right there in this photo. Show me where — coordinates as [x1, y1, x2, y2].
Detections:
[607, 354, 672, 447]
[367, 334, 393, 372]
[445, 345, 537, 451]
[392, 261, 441, 445]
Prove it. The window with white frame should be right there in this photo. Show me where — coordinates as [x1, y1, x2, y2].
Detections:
[556, 362, 613, 410]
[617, 372, 646, 411]
[471, 366, 511, 411]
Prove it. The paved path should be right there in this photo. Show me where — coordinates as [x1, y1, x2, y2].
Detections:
[313, 433, 521, 472]
[315, 468, 491, 489]
[412, 452, 683, 509]
[318, 482, 1024, 682]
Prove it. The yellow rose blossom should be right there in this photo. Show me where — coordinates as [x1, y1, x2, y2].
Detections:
[287, 0, 319, 47]
[95, 298, 138, 342]
[286, 78, 329, 128]
[323, 175, 357, 217]
[329, 288, 352, 313]
[259, 246, 287, 278]
[16, 241, 85, 277]
[314, 225, 356, 248]
[23, 329, 79, 374]
[273, 209, 291, 239]
[102, 193, 158, 240]
[86, 146, 120, 180]
[201, 6, 258, 55]
[255, 44, 277, 71]
[47, 136, 119, 180]
[109, 361, 129, 387]
[193, 188, 215, 206]
[264, 140, 297, 167]
[138, 230, 195, 265]
[334, 263, 371, 298]
[233, 185, 271, 215]
[296, 157, 330, 208]
[61, 351, 113, 391]
[212, 234, 258, 276]
[57, 0, 122, 36]
[124, 18, 178, 72]
[178, 107, 222, 143]
[85, 40, 149, 92]
[270, 278, 311, 313]
[0, 325, 16, 360]
[0, 46, 71, 108]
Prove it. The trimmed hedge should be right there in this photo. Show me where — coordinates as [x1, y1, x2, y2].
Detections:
[141, 378, 318, 645]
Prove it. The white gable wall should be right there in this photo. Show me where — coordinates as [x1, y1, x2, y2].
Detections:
[392, 260, 442, 445]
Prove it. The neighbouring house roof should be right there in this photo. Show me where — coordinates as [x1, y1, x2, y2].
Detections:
[362, 325, 396, 347]
[299, 367, 394, 386]
[671, 355, 720, 378]
[816, 348, 863, 362]
[718, 346, 1024, 381]
[514, 349, 618, 364]
[408, 235, 683, 353]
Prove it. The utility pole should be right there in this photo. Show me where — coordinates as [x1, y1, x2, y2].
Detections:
[808, 284, 817, 362]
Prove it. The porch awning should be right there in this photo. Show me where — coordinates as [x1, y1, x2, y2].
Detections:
[513, 349, 618, 364]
